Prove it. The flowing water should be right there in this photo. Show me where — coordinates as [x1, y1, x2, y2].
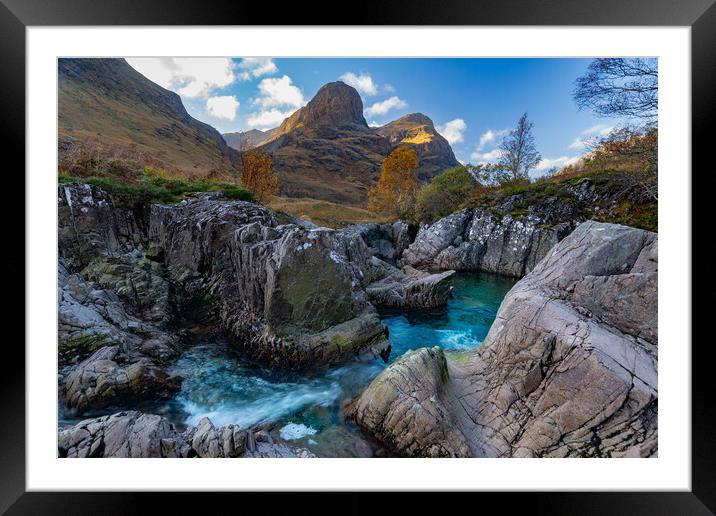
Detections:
[62, 272, 516, 457]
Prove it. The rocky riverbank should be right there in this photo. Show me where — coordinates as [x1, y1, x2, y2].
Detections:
[350, 221, 658, 457]
[57, 182, 657, 458]
[57, 182, 456, 456]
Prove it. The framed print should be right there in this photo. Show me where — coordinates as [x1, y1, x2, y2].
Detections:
[4, 0, 714, 512]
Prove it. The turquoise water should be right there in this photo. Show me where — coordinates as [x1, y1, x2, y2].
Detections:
[379, 272, 516, 357]
[155, 272, 516, 456]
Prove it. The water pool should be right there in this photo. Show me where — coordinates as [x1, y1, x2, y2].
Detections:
[64, 272, 516, 456]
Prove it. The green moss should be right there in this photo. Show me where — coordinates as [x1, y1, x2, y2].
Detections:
[59, 334, 109, 364]
[330, 334, 354, 352]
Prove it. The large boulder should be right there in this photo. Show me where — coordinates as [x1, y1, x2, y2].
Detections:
[62, 345, 181, 413]
[351, 221, 658, 458]
[365, 265, 455, 310]
[350, 347, 471, 457]
[149, 197, 390, 368]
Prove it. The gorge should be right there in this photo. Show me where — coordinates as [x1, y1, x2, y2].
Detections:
[57, 179, 657, 458]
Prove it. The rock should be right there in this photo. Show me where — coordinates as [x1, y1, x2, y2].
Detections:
[402, 207, 575, 277]
[243, 442, 316, 458]
[58, 262, 179, 366]
[58, 183, 148, 269]
[365, 266, 455, 309]
[58, 411, 190, 458]
[149, 197, 390, 368]
[349, 347, 471, 457]
[58, 412, 268, 458]
[352, 221, 658, 458]
[62, 346, 181, 413]
[401, 209, 473, 269]
[189, 418, 246, 458]
[58, 411, 314, 458]
[81, 252, 172, 325]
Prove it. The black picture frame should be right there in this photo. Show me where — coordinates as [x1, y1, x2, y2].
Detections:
[3, 0, 713, 513]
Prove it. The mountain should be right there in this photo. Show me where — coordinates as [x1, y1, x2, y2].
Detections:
[254, 82, 391, 205]
[374, 113, 460, 181]
[253, 82, 459, 205]
[58, 58, 240, 175]
[223, 129, 275, 150]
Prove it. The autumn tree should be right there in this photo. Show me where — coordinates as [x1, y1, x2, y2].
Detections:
[239, 149, 279, 203]
[498, 113, 542, 181]
[368, 146, 420, 219]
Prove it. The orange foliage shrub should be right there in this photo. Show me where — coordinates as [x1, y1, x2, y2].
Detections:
[367, 146, 420, 219]
[239, 149, 279, 203]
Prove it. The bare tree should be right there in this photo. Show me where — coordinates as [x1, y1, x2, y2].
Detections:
[498, 112, 542, 181]
[573, 58, 658, 122]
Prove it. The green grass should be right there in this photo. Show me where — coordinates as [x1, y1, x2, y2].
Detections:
[59, 170, 253, 205]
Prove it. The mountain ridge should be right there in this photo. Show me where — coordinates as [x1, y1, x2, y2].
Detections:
[58, 58, 240, 176]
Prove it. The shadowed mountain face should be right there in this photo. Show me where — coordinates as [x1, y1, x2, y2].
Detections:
[223, 129, 275, 150]
[254, 82, 392, 205]
[251, 82, 460, 206]
[375, 113, 460, 181]
[58, 58, 240, 175]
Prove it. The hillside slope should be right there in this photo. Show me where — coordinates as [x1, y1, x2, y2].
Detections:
[375, 113, 460, 181]
[223, 129, 275, 150]
[255, 82, 391, 205]
[58, 58, 240, 175]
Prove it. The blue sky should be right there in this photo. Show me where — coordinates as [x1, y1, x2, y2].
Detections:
[126, 57, 630, 176]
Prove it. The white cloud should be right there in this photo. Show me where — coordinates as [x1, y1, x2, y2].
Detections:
[437, 119, 467, 145]
[582, 123, 614, 136]
[126, 57, 235, 98]
[237, 58, 277, 80]
[532, 156, 581, 175]
[469, 128, 508, 163]
[339, 72, 378, 96]
[367, 120, 382, 128]
[470, 148, 504, 163]
[477, 129, 508, 151]
[206, 95, 240, 121]
[364, 96, 407, 117]
[246, 108, 297, 130]
[383, 83, 396, 93]
[254, 75, 305, 109]
[245, 75, 306, 130]
[568, 124, 615, 150]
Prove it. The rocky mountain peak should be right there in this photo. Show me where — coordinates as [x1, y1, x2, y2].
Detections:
[278, 81, 367, 133]
[393, 113, 435, 127]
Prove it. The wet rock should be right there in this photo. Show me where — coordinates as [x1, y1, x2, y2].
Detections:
[149, 197, 390, 368]
[62, 346, 181, 413]
[352, 222, 658, 458]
